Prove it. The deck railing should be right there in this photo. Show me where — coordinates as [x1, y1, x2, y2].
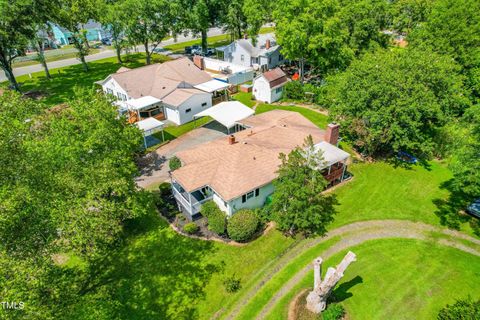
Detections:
[172, 184, 213, 217]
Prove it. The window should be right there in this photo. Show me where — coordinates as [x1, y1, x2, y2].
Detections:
[201, 102, 207, 107]
[241, 190, 257, 203]
[106, 88, 113, 95]
[185, 108, 191, 113]
[117, 92, 122, 100]
[241, 54, 244, 62]
[275, 87, 283, 94]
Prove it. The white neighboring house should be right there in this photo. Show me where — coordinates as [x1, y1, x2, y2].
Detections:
[170, 110, 350, 220]
[217, 34, 284, 71]
[253, 68, 289, 103]
[96, 57, 229, 125]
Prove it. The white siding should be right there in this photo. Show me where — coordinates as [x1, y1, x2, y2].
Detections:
[252, 76, 273, 103]
[213, 193, 231, 215]
[270, 85, 284, 103]
[229, 44, 252, 67]
[174, 93, 213, 125]
[225, 183, 274, 217]
[102, 78, 130, 101]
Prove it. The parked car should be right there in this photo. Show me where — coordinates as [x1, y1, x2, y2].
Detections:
[467, 199, 480, 219]
[152, 47, 167, 53]
[396, 151, 417, 164]
[205, 47, 216, 56]
[101, 38, 112, 46]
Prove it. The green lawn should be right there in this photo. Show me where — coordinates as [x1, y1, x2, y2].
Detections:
[69, 212, 295, 319]
[264, 238, 480, 320]
[5, 53, 170, 106]
[333, 161, 454, 227]
[255, 104, 329, 128]
[12, 49, 102, 68]
[164, 34, 232, 53]
[232, 91, 256, 108]
[153, 117, 212, 142]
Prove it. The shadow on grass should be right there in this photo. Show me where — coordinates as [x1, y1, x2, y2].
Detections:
[330, 275, 363, 303]
[433, 178, 479, 235]
[80, 213, 222, 319]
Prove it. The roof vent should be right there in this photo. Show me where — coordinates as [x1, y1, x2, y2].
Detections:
[253, 156, 256, 160]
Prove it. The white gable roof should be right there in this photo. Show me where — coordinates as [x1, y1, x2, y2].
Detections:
[127, 96, 161, 110]
[314, 141, 350, 167]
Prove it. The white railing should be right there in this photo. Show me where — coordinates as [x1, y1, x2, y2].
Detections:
[171, 183, 213, 216]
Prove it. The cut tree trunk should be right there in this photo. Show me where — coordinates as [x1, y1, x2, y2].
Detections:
[306, 251, 356, 314]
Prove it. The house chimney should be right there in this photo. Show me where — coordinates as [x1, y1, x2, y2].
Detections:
[265, 39, 271, 50]
[228, 134, 235, 145]
[325, 123, 340, 146]
[193, 55, 205, 70]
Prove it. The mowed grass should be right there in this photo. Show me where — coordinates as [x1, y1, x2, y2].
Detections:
[232, 91, 256, 108]
[72, 212, 295, 319]
[264, 238, 480, 320]
[7, 53, 171, 106]
[255, 104, 329, 129]
[332, 161, 456, 229]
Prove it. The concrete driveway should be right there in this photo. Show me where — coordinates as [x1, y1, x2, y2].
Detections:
[136, 121, 227, 189]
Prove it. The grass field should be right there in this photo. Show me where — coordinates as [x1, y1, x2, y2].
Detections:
[264, 238, 480, 320]
[232, 91, 256, 108]
[6, 53, 170, 106]
[12, 49, 102, 68]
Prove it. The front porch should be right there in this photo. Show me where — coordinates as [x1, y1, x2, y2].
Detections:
[171, 181, 212, 220]
[322, 160, 348, 187]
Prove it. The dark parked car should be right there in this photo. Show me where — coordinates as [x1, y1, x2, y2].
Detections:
[396, 151, 418, 164]
[101, 38, 112, 46]
[467, 199, 480, 219]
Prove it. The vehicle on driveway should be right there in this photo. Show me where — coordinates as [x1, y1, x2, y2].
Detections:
[467, 199, 480, 219]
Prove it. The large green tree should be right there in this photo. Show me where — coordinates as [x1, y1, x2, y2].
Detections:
[273, 0, 388, 82]
[124, 0, 179, 65]
[325, 48, 471, 158]
[0, 0, 54, 91]
[409, 0, 480, 100]
[0, 89, 154, 318]
[56, 0, 100, 71]
[388, 0, 432, 34]
[270, 136, 337, 237]
[100, 0, 127, 64]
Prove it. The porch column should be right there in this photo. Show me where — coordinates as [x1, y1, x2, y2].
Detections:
[341, 160, 347, 182]
[188, 192, 193, 216]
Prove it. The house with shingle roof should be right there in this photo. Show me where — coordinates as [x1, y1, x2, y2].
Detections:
[170, 110, 350, 219]
[96, 57, 229, 125]
[253, 68, 289, 103]
[217, 34, 285, 71]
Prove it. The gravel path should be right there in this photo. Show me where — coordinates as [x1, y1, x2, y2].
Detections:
[220, 220, 480, 320]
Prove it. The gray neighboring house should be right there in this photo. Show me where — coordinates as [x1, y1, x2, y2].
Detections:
[217, 34, 284, 71]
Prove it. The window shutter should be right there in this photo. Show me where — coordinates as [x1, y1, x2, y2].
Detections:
[242, 195, 246, 203]
[255, 188, 259, 197]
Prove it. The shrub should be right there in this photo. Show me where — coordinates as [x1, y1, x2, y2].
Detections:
[202, 201, 227, 235]
[227, 209, 259, 242]
[321, 304, 345, 320]
[158, 182, 172, 197]
[438, 297, 480, 320]
[169, 156, 182, 171]
[183, 222, 199, 234]
[284, 80, 304, 100]
[223, 274, 241, 293]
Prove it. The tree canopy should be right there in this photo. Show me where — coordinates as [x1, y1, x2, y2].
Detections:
[0, 89, 154, 318]
[270, 136, 337, 237]
[325, 48, 471, 158]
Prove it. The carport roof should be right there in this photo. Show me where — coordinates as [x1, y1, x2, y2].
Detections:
[127, 96, 161, 110]
[194, 101, 254, 129]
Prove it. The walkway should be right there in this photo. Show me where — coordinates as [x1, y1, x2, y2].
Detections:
[135, 121, 227, 189]
[220, 220, 480, 320]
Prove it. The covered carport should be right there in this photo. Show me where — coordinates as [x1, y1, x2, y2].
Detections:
[136, 117, 165, 149]
[194, 79, 231, 105]
[193, 101, 254, 134]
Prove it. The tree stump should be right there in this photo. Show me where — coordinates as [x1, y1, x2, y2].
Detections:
[306, 251, 356, 314]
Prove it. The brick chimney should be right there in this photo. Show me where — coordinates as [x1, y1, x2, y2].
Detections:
[265, 39, 271, 50]
[193, 55, 204, 70]
[228, 135, 235, 145]
[325, 123, 340, 146]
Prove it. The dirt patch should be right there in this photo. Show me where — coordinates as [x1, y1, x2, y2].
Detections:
[288, 289, 310, 320]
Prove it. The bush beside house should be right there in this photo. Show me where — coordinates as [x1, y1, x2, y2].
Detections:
[183, 222, 199, 234]
[169, 156, 182, 171]
[202, 201, 227, 235]
[227, 210, 259, 242]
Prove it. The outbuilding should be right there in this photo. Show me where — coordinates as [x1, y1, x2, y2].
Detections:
[252, 68, 289, 103]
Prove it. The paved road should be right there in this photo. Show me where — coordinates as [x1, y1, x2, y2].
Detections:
[1, 27, 226, 82]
